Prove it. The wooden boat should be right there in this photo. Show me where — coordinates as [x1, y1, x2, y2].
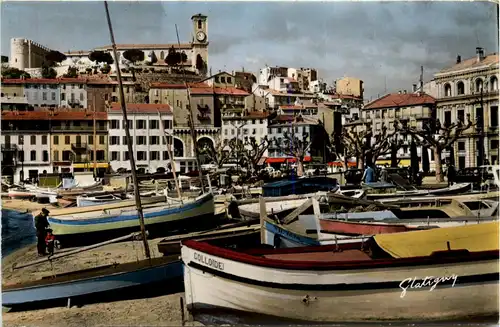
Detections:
[2, 255, 182, 308]
[318, 218, 418, 236]
[7, 188, 35, 199]
[45, 192, 217, 247]
[366, 182, 472, 200]
[181, 222, 499, 323]
[335, 188, 366, 199]
[76, 194, 125, 207]
[261, 198, 498, 248]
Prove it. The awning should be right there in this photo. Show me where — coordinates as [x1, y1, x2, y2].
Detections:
[73, 163, 110, 169]
[266, 158, 287, 164]
[328, 161, 357, 167]
[286, 156, 311, 163]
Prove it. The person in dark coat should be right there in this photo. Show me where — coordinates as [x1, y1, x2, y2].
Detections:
[34, 208, 50, 256]
[447, 164, 456, 187]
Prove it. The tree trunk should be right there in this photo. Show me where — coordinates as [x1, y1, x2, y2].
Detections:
[297, 160, 305, 177]
[358, 156, 365, 170]
[434, 147, 444, 182]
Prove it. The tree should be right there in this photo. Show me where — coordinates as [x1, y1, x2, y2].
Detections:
[88, 51, 114, 65]
[198, 137, 230, 168]
[1, 67, 30, 79]
[45, 50, 67, 66]
[243, 136, 270, 174]
[63, 66, 78, 78]
[100, 64, 111, 74]
[340, 122, 399, 169]
[397, 115, 473, 182]
[123, 49, 145, 82]
[1, 55, 8, 63]
[41, 64, 57, 79]
[196, 54, 207, 75]
[147, 51, 158, 65]
[277, 129, 311, 177]
[165, 46, 187, 67]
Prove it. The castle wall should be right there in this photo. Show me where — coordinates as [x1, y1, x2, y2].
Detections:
[10, 38, 52, 70]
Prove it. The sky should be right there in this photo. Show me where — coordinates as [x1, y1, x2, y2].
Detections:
[1, 1, 498, 100]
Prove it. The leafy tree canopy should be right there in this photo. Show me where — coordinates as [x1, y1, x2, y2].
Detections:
[123, 49, 144, 65]
[1, 55, 8, 63]
[165, 46, 187, 66]
[88, 51, 114, 65]
[63, 66, 78, 78]
[41, 64, 57, 79]
[45, 51, 67, 66]
[1, 67, 31, 79]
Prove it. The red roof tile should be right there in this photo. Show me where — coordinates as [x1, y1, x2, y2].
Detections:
[2, 78, 90, 85]
[363, 93, 436, 109]
[1, 110, 107, 121]
[150, 82, 209, 89]
[213, 87, 249, 96]
[109, 103, 172, 114]
[190, 87, 214, 95]
[95, 43, 192, 50]
[329, 94, 362, 100]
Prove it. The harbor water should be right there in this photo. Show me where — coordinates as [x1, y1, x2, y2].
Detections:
[1, 209, 35, 257]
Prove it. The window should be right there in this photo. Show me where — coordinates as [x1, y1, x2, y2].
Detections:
[150, 136, 160, 145]
[137, 151, 147, 161]
[457, 109, 464, 122]
[163, 120, 172, 129]
[444, 83, 452, 97]
[76, 135, 82, 144]
[163, 136, 172, 145]
[88, 135, 94, 145]
[123, 136, 132, 145]
[458, 156, 466, 170]
[71, 93, 75, 102]
[110, 136, 120, 145]
[80, 93, 84, 101]
[227, 77, 232, 84]
[61, 93, 65, 101]
[277, 127, 282, 133]
[62, 84, 66, 90]
[30, 150, 36, 161]
[136, 120, 146, 129]
[458, 142, 465, 151]
[33, 92, 38, 100]
[200, 98, 204, 106]
[42, 150, 48, 162]
[491, 140, 499, 150]
[79, 84, 83, 89]
[160, 51, 164, 60]
[149, 120, 159, 129]
[163, 151, 169, 160]
[215, 77, 220, 83]
[457, 81, 464, 95]
[136, 136, 146, 145]
[42, 92, 47, 100]
[53, 150, 59, 161]
[221, 77, 226, 83]
[491, 76, 498, 91]
[111, 151, 120, 161]
[65, 136, 70, 144]
[491, 106, 498, 127]
[99, 135, 105, 144]
[51, 92, 56, 101]
[53, 135, 59, 145]
[124, 151, 129, 160]
[224, 129, 228, 135]
[150, 151, 159, 160]
[198, 20, 202, 29]
[444, 111, 452, 126]
[110, 120, 120, 129]
[30, 135, 36, 145]
[475, 79, 483, 92]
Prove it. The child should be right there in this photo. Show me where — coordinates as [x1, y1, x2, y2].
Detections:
[45, 229, 56, 256]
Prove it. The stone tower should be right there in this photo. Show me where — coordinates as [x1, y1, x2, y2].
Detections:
[191, 14, 208, 75]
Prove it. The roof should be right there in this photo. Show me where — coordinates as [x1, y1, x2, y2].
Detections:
[214, 87, 249, 96]
[279, 104, 318, 110]
[363, 93, 436, 110]
[222, 111, 269, 120]
[149, 82, 209, 89]
[201, 71, 235, 82]
[190, 87, 214, 95]
[1, 78, 114, 85]
[329, 94, 363, 100]
[109, 103, 172, 114]
[1, 110, 107, 121]
[94, 43, 192, 51]
[437, 53, 499, 74]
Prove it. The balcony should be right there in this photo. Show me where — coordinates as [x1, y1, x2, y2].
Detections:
[52, 126, 107, 132]
[71, 143, 88, 151]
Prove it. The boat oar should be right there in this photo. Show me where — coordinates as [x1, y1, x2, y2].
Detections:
[13, 231, 145, 270]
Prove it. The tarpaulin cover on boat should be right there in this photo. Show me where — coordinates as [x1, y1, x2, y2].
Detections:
[374, 221, 499, 258]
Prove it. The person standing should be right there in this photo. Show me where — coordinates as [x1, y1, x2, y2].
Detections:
[362, 164, 375, 183]
[380, 166, 389, 182]
[447, 164, 456, 187]
[34, 208, 50, 256]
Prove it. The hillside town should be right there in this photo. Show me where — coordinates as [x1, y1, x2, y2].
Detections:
[1, 5, 500, 327]
[1, 13, 499, 186]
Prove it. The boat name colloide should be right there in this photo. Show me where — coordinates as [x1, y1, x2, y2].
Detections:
[193, 252, 225, 271]
[399, 274, 458, 298]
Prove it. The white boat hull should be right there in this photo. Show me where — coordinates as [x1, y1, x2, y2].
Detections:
[182, 245, 499, 322]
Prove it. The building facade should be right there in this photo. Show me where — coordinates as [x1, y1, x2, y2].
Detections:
[429, 48, 499, 167]
[335, 77, 364, 99]
[108, 103, 173, 173]
[221, 111, 269, 158]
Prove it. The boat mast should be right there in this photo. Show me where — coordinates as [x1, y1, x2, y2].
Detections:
[158, 110, 183, 201]
[93, 96, 97, 179]
[104, 1, 151, 260]
[175, 24, 205, 191]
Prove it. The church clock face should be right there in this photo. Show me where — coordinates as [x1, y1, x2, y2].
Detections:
[196, 31, 206, 42]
